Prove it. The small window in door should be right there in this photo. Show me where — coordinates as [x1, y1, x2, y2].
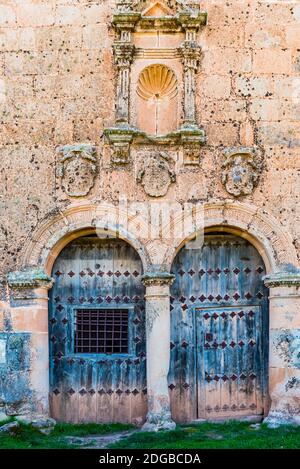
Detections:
[74, 309, 129, 354]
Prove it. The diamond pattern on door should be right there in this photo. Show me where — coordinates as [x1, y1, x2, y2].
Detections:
[196, 306, 263, 419]
[49, 237, 146, 424]
[170, 234, 269, 422]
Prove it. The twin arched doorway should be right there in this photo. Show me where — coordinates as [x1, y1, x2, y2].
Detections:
[49, 232, 269, 423]
[49, 236, 147, 423]
[169, 233, 269, 422]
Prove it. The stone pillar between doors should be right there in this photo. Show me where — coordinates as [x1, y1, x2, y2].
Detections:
[142, 272, 176, 431]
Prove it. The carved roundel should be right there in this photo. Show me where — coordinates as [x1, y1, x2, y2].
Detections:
[137, 64, 178, 101]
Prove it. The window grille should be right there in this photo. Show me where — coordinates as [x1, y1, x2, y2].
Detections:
[74, 309, 129, 354]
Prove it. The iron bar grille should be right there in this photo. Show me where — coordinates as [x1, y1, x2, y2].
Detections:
[74, 309, 129, 354]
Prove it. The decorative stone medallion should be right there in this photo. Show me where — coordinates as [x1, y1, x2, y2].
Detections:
[137, 151, 176, 197]
[57, 144, 98, 197]
[221, 147, 262, 197]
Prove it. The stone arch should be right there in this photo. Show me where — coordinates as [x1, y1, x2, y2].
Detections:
[23, 202, 150, 275]
[163, 201, 298, 274]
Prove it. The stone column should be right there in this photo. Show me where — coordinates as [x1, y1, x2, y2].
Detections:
[112, 4, 139, 127]
[142, 272, 176, 431]
[7, 267, 54, 417]
[108, 8, 140, 163]
[113, 41, 135, 125]
[263, 271, 300, 427]
[178, 24, 206, 165]
[179, 21, 202, 129]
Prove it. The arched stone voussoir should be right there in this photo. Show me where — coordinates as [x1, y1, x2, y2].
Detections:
[22, 202, 151, 275]
[163, 201, 298, 274]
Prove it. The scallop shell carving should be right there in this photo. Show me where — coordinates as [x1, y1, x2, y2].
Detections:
[137, 64, 178, 101]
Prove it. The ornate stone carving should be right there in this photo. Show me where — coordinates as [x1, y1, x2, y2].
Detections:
[113, 42, 135, 68]
[116, 0, 133, 12]
[137, 65, 178, 101]
[263, 270, 300, 288]
[136, 64, 178, 135]
[111, 141, 131, 164]
[221, 147, 262, 197]
[103, 2, 207, 164]
[182, 142, 200, 165]
[113, 42, 135, 125]
[104, 127, 137, 164]
[179, 41, 202, 127]
[142, 272, 175, 287]
[57, 144, 98, 197]
[137, 151, 176, 197]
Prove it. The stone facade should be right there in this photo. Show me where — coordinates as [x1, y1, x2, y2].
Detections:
[0, 0, 300, 429]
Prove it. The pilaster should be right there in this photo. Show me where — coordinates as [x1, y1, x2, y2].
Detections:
[263, 271, 300, 427]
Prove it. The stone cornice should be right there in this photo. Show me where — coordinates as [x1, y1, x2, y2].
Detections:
[112, 12, 141, 30]
[142, 272, 175, 287]
[104, 124, 205, 147]
[7, 267, 54, 291]
[263, 272, 300, 288]
[112, 9, 207, 33]
[177, 11, 207, 30]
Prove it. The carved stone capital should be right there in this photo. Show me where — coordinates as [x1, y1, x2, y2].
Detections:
[7, 267, 54, 302]
[113, 42, 135, 67]
[142, 272, 175, 287]
[179, 125, 206, 143]
[179, 41, 202, 70]
[263, 271, 300, 288]
[7, 267, 54, 290]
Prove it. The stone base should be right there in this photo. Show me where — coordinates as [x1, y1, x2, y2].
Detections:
[142, 411, 176, 432]
[264, 410, 300, 428]
[16, 414, 56, 434]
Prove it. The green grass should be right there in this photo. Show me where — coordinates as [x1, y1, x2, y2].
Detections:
[0, 419, 133, 449]
[1, 419, 300, 449]
[109, 421, 300, 449]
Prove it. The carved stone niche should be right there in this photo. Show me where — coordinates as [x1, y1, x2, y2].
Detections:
[137, 151, 176, 197]
[135, 64, 178, 136]
[57, 144, 98, 197]
[104, 0, 207, 166]
[221, 147, 262, 197]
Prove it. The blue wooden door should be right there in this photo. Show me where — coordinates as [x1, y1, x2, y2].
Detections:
[49, 236, 146, 423]
[170, 234, 269, 422]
